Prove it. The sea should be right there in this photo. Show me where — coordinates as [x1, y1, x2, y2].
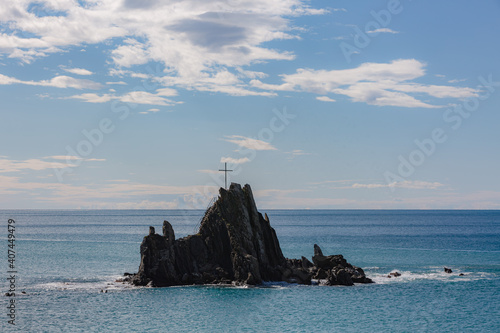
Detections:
[0, 209, 498, 332]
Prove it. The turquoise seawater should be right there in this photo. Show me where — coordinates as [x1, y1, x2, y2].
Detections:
[0, 210, 499, 332]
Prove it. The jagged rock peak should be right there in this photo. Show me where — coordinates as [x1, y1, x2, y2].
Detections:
[162, 220, 175, 240]
[314, 244, 324, 257]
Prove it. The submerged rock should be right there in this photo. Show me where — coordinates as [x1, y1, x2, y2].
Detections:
[129, 183, 373, 287]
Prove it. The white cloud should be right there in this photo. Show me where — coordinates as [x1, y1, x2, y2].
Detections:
[351, 180, 444, 190]
[111, 38, 150, 67]
[223, 135, 277, 151]
[37, 93, 50, 99]
[61, 67, 93, 76]
[285, 149, 310, 158]
[448, 78, 466, 83]
[106, 81, 127, 85]
[0, 73, 102, 89]
[156, 88, 177, 97]
[0, 157, 75, 173]
[316, 96, 336, 102]
[120, 91, 174, 106]
[236, 68, 268, 79]
[47, 76, 102, 89]
[251, 59, 478, 108]
[0, 156, 106, 174]
[68, 93, 113, 103]
[67, 89, 180, 106]
[0, 0, 326, 96]
[220, 157, 250, 164]
[159, 70, 277, 97]
[139, 108, 161, 115]
[45, 155, 82, 161]
[367, 28, 399, 34]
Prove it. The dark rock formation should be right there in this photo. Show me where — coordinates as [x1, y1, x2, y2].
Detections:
[128, 183, 373, 287]
[444, 267, 452, 274]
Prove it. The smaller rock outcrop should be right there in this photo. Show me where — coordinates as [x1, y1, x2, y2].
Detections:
[387, 271, 401, 278]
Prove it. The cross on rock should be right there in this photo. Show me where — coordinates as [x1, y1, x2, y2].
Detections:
[218, 162, 233, 189]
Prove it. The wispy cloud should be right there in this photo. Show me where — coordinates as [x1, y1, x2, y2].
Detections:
[67, 93, 113, 103]
[220, 157, 250, 164]
[67, 89, 180, 106]
[45, 155, 82, 161]
[367, 28, 399, 34]
[0, 74, 102, 89]
[255, 189, 500, 209]
[448, 78, 467, 83]
[120, 91, 176, 106]
[0, 157, 75, 173]
[349, 180, 444, 190]
[308, 179, 444, 190]
[223, 135, 277, 151]
[316, 96, 336, 102]
[139, 108, 161, 115]
[61, 67, 93, 76]
[0, 156, 106, 174]
[285, 150, 311, 159]
[106, 81, 127, 85]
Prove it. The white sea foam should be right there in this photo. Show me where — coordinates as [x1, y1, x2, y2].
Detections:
[368, 268, 496, 284]
[261, 281, 298, 289]
[33, 275, 135, 292]
[20, 238, 140, 244]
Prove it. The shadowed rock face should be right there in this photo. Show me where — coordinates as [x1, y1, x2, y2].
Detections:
[129, 183, 373, 287]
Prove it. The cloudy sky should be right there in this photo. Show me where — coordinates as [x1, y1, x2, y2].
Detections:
[1, 0, 500, 209]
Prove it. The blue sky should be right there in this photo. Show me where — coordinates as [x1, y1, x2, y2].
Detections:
[1, 0, 500, 209]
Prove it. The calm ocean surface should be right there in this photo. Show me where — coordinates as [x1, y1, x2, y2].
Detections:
[0, 210, 499, 332]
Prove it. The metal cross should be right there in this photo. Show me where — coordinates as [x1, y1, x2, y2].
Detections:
[218, 162, 233, 189]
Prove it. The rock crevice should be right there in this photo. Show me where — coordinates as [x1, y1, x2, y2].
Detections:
[129, 183, 372, 287]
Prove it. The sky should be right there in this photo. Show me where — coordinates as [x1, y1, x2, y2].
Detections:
[1, 0, 500, 209]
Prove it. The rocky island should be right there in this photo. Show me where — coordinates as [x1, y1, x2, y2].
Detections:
[128, 183, 373, 287]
